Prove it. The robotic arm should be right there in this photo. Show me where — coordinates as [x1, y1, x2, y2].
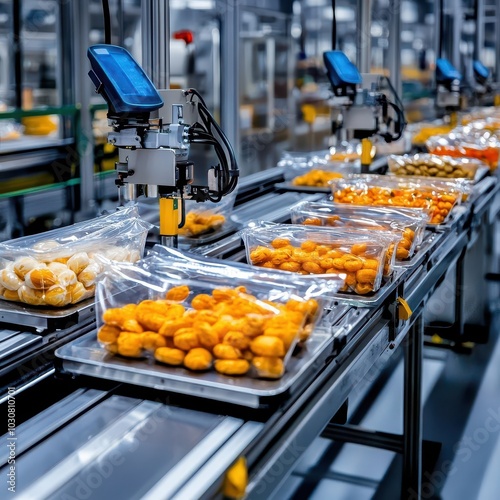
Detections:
[323, 51, 406, 172]
[88, 44, 238, 246]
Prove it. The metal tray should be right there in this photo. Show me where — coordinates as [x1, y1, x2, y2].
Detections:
[178, 220, 240, 247]
[56, 328, 335, 409]
[0, 297, 96, 331]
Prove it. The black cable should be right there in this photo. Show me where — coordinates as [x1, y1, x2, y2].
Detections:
[331, 0, 336, 50]
[102, 0, 111, 45]
[383, 76, 407, 138]
[437, 0, 443, 59]
[185, 89, 239, 199]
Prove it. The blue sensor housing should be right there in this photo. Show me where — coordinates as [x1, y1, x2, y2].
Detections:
[436, 58, 462, 84]
[88, 44, 163, 115]
[473, 60, 490, 84]
[323, 51, 362, 88]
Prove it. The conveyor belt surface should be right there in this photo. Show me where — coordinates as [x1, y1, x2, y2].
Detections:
[0, 168, 498, 499]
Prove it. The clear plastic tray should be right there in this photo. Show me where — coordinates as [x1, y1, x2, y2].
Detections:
[289, 201, 428, 261]
[240, 222, 394, 295]
[94, 251, 336, 380]
[387, 153, 488, 182]
[329, 174, 463, 226]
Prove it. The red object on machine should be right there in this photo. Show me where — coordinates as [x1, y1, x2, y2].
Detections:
[173, 30, 194, 45]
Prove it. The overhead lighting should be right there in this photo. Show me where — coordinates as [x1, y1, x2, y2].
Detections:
[401, 30, 415, 42]
[306, 0, 328, 6]
[187, 0, 215, 9]
[324, 6, 355, 22]
[371, 23, 384, 37]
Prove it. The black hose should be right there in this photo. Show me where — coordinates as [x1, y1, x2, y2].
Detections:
[102, 0, 111, 45]
[331, 0, 337, 50]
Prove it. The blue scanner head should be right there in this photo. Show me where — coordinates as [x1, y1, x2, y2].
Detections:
[323, 50, 362, 95]
[473, 60, 490, 86]
[436, 58, 462, 86]
[87, 44, 163, 117]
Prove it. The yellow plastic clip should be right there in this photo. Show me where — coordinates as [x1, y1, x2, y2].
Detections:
[397, 297, 412, 321]
[495, 94, 500, 107]
[223, 456, 248, 499]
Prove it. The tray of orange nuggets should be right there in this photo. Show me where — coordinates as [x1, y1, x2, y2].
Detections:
[56, 250, 344, 407]
[98, 250, 341, 379]
[240, 222, 398, 299]
[329, 174, 464, 226]
[289, 201, 429, 263]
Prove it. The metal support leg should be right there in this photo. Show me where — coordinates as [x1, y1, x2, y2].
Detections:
[402, 315, 423, 498]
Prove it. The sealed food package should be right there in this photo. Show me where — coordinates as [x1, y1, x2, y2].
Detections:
[290, 201, 427, 261]
[461, 107, 500, 127]
[96, 249, 335, 379]
[426, 132, 500, 170]
[280, 152, 357, 188]
[178, 190, 237, 239]
[460, 120, 500, 136]
[329, 140, 373, 163]
[409, 122, 453, 146]
[240, 222, 393, 294]
[330, 174, 463, 225]
[387, 153, 486, 180]
[290, 165, 344, 188]
[0, 205, 152, 307]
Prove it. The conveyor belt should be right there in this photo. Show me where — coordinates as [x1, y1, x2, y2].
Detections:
[0, 168, 498, 499]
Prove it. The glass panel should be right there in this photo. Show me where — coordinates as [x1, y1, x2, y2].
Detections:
[21, 0, 59, 109]
[0, 0, 12, 109]
[0, 0, 16, 143]
[400, 0, 436, 122]
[239, 7, 294, 175]
[481, 22, 496, 75]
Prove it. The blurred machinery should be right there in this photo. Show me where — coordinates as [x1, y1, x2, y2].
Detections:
[322, 50, 406, 172]
[435, 57, 463, 113]
[87, 44, 238, 247]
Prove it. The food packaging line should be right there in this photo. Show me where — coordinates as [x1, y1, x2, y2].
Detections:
[0, 164, 499, 499]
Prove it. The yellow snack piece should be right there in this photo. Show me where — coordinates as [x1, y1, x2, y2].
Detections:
[223, 331, 251, 350]
[213, 343, 242, 359]
[141, 332, 168, 351]
[179, 211, 226, 237]
[154, 347, 186, 366]
[250, 336, 285, 357]
[97, 324, 121, 344]
[252, 356, 285, 379]
[214, 359, 250, 376]
[116, 332, 143, 358]
[173, 329, 200, 351]
[166, 285, 190, 302]
[184, 347, 212, 370]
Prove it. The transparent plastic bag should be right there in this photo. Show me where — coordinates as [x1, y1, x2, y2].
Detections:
[280, 149, 358, 186]
[329, 174, 463, 226]
[290, 201, 427, 261]
[240, 221, 394, 295]
[426, 131, 500, 170]
[95, 247, 336, 379]
[0, 205, 152, 307]
[178, 190, 237, 239]
[387, 153, 486, 181]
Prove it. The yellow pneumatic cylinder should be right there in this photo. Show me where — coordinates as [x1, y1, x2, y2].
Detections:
[360, 137, 373, 174]
[159, 197, 180, 246]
